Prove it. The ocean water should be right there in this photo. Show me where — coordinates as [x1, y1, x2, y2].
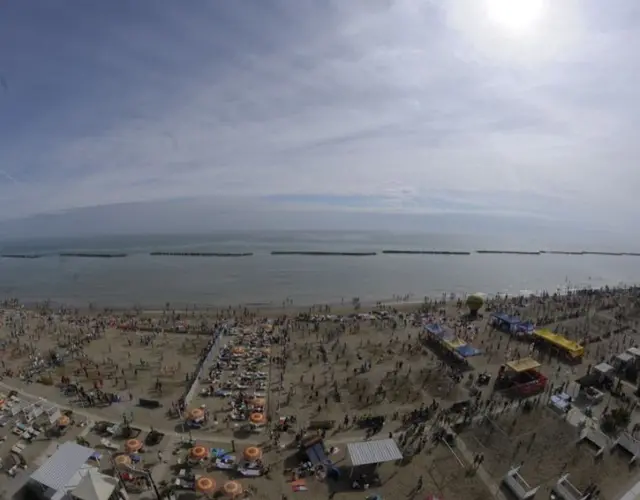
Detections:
[0, 231, 639, 309]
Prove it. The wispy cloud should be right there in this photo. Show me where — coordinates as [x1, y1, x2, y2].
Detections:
[0, 0, 638, 232]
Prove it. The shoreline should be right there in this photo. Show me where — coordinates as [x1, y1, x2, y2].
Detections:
[4, 281, 634, 317]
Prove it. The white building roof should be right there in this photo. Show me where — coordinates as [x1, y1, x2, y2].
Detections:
[31, 442, 94, 492]
[72, 469, 118, 500]
[347, 438, 403, 466]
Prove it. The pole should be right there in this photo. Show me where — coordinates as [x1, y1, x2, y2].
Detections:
[145, 469, 163, 500]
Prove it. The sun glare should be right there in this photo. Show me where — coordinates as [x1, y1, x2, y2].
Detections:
[486, 0, 547, 33]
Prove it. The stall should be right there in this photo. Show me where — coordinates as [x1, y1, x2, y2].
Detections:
[491, 313, 535, 337]
[494, 358, 547, 398]
[502, 465, 540, 500]
[533, 329, 584, 361]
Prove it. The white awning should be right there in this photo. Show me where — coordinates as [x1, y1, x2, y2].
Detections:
[72, 469, 118, 500]
[31, 442, 94, 491]
[347, 438, 403, 466]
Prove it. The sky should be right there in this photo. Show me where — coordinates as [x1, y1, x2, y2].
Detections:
[0, 0, 639, 236]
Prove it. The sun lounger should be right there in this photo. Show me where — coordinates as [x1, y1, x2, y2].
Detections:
[106, 424, 121, 436]
[238, 467, 262, 477]
[11, 442, 26, 454]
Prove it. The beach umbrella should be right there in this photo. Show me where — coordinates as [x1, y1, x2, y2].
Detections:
[249, 412, 266, 425]
[114, 454, 132, 468]
[57, 415, 70, 427]
[125, 439, 142, 453]
[189, 408, 205, 421]
[222, 480, 243, 497]
[189, 446, 208, 461]
[243, 446, 262, 461]
[249, 397, 266, 408]
[196, 476, 216, 494]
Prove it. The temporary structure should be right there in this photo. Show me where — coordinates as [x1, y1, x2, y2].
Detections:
[72, 468, 119, 500]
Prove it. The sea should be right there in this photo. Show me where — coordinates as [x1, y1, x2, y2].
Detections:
[0, 231, 639, 309]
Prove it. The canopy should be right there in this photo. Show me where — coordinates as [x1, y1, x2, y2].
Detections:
[31, 442, 94, 491]
[533, 329, 584, 358]
[347, 438, 403, 466]
[594, 362, 614, 376]
[72, 469, 118, 500]
[491, 312, 521, 325]
[305, 443, 328, 466]
[442, 338, 466, 350]
[425, 323, 446, 337]
[243, 446, 262, 461]
[456, 344, 482, 357]
[506, 357, 541, 373]
[196, 476, 216, 494]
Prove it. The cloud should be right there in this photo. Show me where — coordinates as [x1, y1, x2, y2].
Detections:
[0, 0, 638, 233]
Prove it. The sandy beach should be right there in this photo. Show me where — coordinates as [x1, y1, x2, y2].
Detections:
[2, 287, 640, 499]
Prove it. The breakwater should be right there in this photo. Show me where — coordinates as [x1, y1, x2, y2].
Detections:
[271, 251, 377, 256]
[541, 251, 585, 255]
[1, 254, 43, 259]
[59, 253, 128, 258]
[382, 250, 471, 255]
[149, 252, 253, 257]
[476, 250, 541, 255]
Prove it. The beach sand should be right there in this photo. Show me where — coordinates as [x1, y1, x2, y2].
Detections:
[1, 287, 640, 499]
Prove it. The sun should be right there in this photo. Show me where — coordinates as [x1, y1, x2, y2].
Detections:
[485, 0, 547, 33]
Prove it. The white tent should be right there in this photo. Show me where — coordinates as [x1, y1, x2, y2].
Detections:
[72, 469, 118, 500]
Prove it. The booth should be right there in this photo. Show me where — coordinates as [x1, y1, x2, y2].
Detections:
[494, 358, 547, 398]
[491, 313, 535, 337]
[502, 465, 540, 500]
[612, 431, 640, 465]
[533, 329, 584, 361]
[551, 473, 591, 500]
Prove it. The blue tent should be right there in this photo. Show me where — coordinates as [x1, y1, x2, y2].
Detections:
[425, 323, 445, 337]
[456, 344, 483, 357]
[490, 312, 521, 325]
[306, 443, 329, 466]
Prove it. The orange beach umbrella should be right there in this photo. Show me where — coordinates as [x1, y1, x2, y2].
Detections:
[189, 408, 204, 420]
[222, 480, 243, 497]
[243, 446, 262, 461]
[125, 439, 142, 453]
[189, 446, 208, 460]
[196, 476, 216, 494]
[114, 454, 132, 468]
[249, 413, 266, 425]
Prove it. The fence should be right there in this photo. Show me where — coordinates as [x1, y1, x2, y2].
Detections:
[183, 331, 223, 406]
